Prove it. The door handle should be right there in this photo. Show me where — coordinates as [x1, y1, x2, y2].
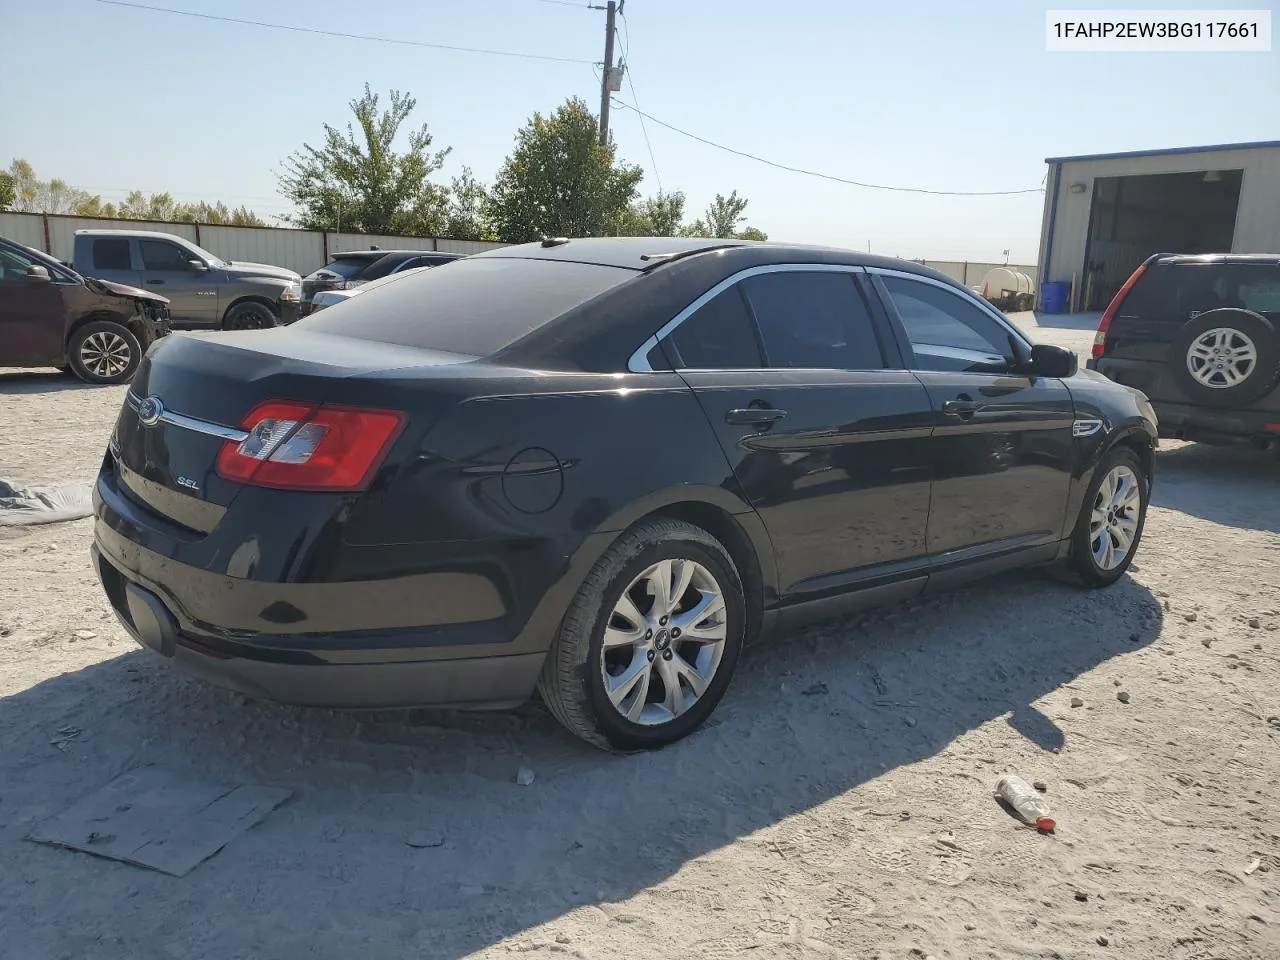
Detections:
[726, 407, 788, 426]
[941, 399, 981, 420]
[146, 280, 165, 285]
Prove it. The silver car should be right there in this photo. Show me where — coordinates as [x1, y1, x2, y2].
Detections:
[306, 266, 432, 314]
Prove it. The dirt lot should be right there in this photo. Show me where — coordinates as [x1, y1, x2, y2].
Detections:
[1, 314, 1278, 960]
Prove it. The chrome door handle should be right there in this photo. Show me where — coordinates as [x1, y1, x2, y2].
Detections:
[725, 407, 788, 425]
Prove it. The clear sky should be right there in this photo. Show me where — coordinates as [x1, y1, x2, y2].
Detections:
[2, 0, 1276, 262]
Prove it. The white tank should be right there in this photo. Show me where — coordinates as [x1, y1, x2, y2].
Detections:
[980, 267, 1033, 301]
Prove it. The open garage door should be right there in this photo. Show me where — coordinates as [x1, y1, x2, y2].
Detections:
[1082, 170, 1242, 310]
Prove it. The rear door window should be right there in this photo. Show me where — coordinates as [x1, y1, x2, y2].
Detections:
[92, 238, 132, 271]
[740, 271, 884, 370]
[300, 256, 635, 356]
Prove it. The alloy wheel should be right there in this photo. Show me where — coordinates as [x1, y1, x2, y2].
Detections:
[79, 331, 133, 379]
[1089, 464, 1142, 571]
[600, 558, 728, 726]
[1186, 327, 1257, 389]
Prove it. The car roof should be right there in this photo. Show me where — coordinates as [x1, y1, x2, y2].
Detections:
[73, 228, 191, 241]
[331, 249, 455, 260]
[471, 236, 933, 274]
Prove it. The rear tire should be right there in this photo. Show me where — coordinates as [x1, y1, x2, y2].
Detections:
[223, 301, 278, 330]
[67, 320, 141, 385]
[1064, 447, 1149, 588]
[537, 518, 745, 751]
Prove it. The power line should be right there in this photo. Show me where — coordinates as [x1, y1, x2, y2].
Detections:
[609, 99, 1046, 197]
[92, 0, 594, 64]
[617, 9, 661, 193]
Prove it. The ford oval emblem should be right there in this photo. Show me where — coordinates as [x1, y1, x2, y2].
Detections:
[137, 396, 164, 427]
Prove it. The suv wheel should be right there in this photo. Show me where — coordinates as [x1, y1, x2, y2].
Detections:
[67, 321, 141, 385]
[223, 301, 277, 331]
[538, 518, 746, 751]
[1171, 308, 1279, 406]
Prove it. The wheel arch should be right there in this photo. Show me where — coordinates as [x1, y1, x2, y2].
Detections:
[222, 295, 279, 326]
[568, 486, 777, 647]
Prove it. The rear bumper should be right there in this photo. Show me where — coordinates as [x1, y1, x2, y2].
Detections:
[1088, 358, 1280, 443]
[92, 542, 545, 709]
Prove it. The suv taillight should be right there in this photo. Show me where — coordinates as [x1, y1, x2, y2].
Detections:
[1094, 262, 1149, 359]
[216, 401, 406, 492]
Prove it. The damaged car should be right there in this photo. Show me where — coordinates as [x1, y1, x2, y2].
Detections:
[0, 236, 171, 384]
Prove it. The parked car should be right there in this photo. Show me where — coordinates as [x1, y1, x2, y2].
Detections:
[0, 236, 170, 384]
[71, 229, 302, 331]
[1088, 253, 1280, 450]
[300, 250, 460, 316]
[92, 237, 1157, 750]
[306, 265, 431, 314]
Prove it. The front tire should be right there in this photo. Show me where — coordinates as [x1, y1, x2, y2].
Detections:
[538, 518, 746, 751]
[1065, 447, 1149, 587]
[223, 301, 278, 330]
[67, 320, 141, 385]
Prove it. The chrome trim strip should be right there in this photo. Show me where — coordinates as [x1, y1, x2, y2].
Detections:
[126, 392, 250, 443]
[627, 263, 869, 373]
[1073, 419, 1104, 438]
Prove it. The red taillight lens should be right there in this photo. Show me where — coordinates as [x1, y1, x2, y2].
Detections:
[1093, 262, 1148, 359]
[216, 401, 406, 492]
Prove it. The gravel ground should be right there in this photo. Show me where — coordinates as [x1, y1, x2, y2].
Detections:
[1, 314, 1278, 960]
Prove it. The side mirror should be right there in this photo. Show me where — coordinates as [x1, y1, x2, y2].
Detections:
[26, 265, 51, 282]
[187, 259, 209, 273]
[1029, 343, 1078, 379]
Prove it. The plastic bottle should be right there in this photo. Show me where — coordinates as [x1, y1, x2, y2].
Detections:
[996, 775, 1056, 831]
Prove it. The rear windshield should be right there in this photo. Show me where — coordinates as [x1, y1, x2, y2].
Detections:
[360, 253, 420, 282]
[323, 256, 377, 279]
[298, 256, 635, 356]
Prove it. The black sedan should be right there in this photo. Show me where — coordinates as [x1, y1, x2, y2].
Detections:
[92, 238, 1157, 750]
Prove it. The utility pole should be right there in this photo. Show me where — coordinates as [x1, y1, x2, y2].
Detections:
[598, 0, 618, 146]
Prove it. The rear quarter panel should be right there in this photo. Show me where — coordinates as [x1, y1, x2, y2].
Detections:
[338, 373, 776, 657]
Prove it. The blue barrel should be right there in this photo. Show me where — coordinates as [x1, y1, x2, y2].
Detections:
[1039, 281, 1070, 314]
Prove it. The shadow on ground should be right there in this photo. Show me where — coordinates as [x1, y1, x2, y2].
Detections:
[0, 370, 109, 395]
[1024, 311, 1103, 332]
[0, 571, 1160, 959]
[1154, 442, 1280, 533]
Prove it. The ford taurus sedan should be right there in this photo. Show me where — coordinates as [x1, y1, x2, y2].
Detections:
[92, 238, 1157, 750]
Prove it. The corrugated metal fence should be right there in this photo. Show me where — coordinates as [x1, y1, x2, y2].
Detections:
[0, 212, 507, 276]
[1, 212, 1041, 290]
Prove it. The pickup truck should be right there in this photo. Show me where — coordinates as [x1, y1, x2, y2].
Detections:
[71, 229, 302, 330]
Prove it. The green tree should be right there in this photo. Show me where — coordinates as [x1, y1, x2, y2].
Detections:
[736, 225, 768, 242]
[278, 84, 451, 236]
[444, 166, 492, 241]
[485, 98, 643, 242]
[701, 190, 749, 238]
[0, 171, 14, 211]
[6, 159, 94, 214]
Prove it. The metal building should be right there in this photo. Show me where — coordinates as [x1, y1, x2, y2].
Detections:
[1036, 140, 1280, 312]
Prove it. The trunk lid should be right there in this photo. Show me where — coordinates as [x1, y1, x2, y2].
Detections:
[110, 329, 472, 531]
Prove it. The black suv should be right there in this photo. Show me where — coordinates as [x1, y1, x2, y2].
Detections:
[300, 250, 460, 316]
[1088, 254, 1280, 449]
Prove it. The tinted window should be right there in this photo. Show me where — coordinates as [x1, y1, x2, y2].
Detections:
[301, 256, 634, 356]
[0, 244, 38, 283]
[1172, 263, 1280, 318]
[741, 271, 884, 370]
[361, 254, 418, 281]
[663, 286, 762, 369]
[93, 238, 131, 271]
[139, 239, 192, 272]
[324, 256, 377, 280]
[882, 275, 1014, 371]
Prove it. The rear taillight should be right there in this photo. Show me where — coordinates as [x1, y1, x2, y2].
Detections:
[1093, 262, 1148, 359]
[216, 401, 406, 492]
